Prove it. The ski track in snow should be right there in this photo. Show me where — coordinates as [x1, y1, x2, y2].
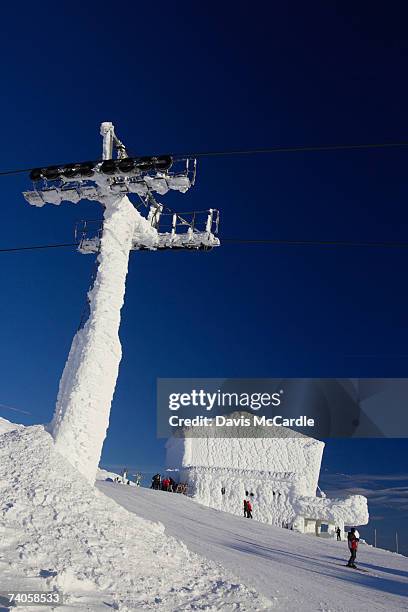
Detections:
[0, 424, 271, 611]
[98, 481, 408, 612]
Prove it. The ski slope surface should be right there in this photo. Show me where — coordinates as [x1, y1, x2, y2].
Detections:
[98, 481, 408, 612]
[0, 422, 270, 611]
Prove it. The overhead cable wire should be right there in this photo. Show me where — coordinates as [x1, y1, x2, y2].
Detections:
[2, 239, 408, 253]
[221, 238, 408, 247]
[0, 242, 79, 253]
[1, 140, 408, 177]
[174, 141, 408, 160]
[0, 402, 31, 415]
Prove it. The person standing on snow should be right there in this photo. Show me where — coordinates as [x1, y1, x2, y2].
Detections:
[347, 527, 359, 568]
[246, 499, 253, 519]
[151, 474, 161, 490]
[336, 527, 341, 541]
[243, 499, 248, 517]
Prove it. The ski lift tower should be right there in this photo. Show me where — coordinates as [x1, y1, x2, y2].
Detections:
[23, 122, 219, 483]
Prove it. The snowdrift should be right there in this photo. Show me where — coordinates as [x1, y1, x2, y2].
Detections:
[0, 424, 270, 610]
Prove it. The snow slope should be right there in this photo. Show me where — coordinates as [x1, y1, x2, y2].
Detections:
[0, 416, 21, 434]
[0, 425, 270, 611]
[98, 481, 408, 612]
[96, 467, 136, 484]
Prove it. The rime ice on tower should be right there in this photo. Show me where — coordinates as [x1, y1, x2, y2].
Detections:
[23, 122, 220, 483]
[166, 411, 369, 537]
[50, 194, 143, 481]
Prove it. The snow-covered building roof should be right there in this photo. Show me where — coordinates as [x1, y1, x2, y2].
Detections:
[166, 412, 324, 496]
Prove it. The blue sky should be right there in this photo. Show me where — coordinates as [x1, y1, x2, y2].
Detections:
[0, 2, 407, 554]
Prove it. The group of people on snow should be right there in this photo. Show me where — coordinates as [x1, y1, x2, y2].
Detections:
[151, 473, 176, 492]
[115, 468, 143, 487]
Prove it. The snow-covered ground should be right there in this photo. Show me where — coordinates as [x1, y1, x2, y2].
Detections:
[98, 481, 408, 612]
[0, 424, 270, 611]
[96, 467, 136, 485]
[1, 417, 407, 610]
[0, 416, 22, 434]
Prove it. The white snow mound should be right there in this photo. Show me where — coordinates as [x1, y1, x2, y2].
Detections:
[0, 416, 21, 435]
[0, 425, 271, 610]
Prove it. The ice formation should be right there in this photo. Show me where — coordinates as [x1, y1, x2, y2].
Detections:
[0, 423, 270, 610]
[51, 195, 157, 483]
[166, 411, 369, 535]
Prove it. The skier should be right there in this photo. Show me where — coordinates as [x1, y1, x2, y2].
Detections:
[122, 467, 128, 484]
[243, 498, 248, 517]
[151, 473, 161, 490]
[347, 527, 359, 568]
[162, 477, 170, 491]
[336, 526, 341, 541]
[246, 499, 253, 519]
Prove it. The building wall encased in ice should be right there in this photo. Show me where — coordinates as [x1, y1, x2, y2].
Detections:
[167, 435, 324, 497]
[165, 413, 369, 534]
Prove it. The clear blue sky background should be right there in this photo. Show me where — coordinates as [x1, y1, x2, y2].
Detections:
[0, 2, 407, 553]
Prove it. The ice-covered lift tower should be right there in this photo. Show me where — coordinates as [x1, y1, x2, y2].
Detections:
[23, 123, 219, 482]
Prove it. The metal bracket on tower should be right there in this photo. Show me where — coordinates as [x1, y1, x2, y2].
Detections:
[22, 122, 220, 252]
[100, 121, 127, 160]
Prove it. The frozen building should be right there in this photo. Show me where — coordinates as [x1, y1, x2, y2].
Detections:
[165, 412, 369, 537]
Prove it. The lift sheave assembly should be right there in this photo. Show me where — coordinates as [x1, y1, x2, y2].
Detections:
[23, 122, 220, 252]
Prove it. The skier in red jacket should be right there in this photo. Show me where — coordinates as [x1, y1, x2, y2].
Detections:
[347, 528, 359, 568]
[246, 499, 253, 519]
